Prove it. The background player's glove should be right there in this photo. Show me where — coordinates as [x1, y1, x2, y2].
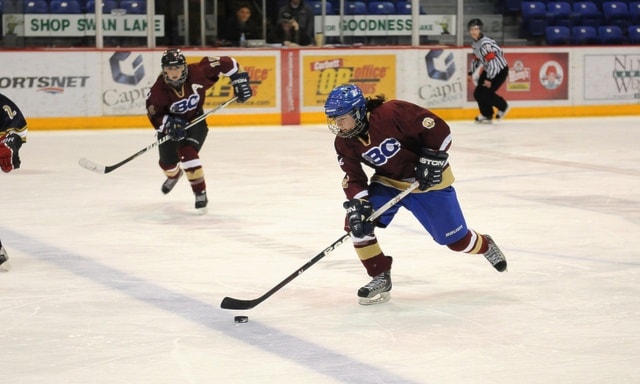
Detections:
[230, 72, 252, 103]
[0, 133, 23, 173]
[160, 115, 187, 141]
[343, 198, 375, 238]
[415, 148, 449, 190]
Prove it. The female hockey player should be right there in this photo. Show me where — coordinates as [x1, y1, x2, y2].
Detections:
[146, 48, 252, 214]
[323, 84, 507, 305]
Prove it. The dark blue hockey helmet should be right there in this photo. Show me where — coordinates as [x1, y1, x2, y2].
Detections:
[161, 48, 188, 87]
[324, 84, 368, 138]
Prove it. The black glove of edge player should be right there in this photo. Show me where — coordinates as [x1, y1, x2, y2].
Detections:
[415, 148, 449, 190]
[161, 115, 188, 141]
[230, 72, 252, 103]
[343, 198, 375, 238]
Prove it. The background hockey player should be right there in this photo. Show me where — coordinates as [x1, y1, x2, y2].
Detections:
[468, 18, 510, 124]
[323, 84, 507, 305]
[0, 92, 28, 268]
[146, 49, 252, 214]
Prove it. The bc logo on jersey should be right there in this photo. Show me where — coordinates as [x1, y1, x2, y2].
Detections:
[362, 138, 401, 166]
[169, 84, 203, 114]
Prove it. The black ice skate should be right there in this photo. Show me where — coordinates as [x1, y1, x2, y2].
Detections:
[483, 234, 507, 272]
[161, 169, 183, 194]
[496, 105, 510, 122]
[474, 115, 492, 124]
[358, 270, 392, 305]
[0, 246, 9, 269]
[195, 191, 208, 215]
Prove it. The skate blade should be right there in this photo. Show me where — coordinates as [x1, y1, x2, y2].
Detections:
[358, 292, 390, 305]
[196, 207, 208, 215]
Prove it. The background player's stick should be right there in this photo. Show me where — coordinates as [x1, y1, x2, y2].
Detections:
[220, 181, 421, 310]
[78, 97, 238, 174]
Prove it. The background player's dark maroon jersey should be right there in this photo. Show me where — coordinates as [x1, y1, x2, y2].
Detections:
[146, 56, 240, 129]
[335, 100, 454, 199]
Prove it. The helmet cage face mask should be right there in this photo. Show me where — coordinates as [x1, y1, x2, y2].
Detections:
[327, 109, 367, 138]
[161, 49, 188, 87]
[324, 85, 368, 138]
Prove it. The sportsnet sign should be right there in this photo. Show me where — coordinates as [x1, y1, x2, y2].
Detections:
[2, 14, 165, 37]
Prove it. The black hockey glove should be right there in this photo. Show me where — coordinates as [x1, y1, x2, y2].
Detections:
[230, 72, 252, 103]
[161, 115, 188, 141]
[343, 198, 375, 238]
[0, 133, 22, 173]
[415, 148, 449, 190]
[468, 59, 481, 76]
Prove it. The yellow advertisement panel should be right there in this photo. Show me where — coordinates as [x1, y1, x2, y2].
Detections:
[302, 54, 396, 107]
[184, 55, 277, 109]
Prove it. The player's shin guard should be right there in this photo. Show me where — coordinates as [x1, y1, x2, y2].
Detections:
[178, 146, 207, 213]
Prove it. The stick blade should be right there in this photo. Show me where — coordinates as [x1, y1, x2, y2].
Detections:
[220, 296, 259, 310]
[78, 158, 106, 174]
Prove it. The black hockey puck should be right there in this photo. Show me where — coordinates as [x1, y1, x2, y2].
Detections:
[234, 316, 248, 323]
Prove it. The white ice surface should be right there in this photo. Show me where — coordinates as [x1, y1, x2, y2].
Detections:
[1, 117, 639, 383]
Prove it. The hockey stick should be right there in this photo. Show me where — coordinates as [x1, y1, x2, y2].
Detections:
[220, 181, 421, 310]
[78, 96, 238, 174]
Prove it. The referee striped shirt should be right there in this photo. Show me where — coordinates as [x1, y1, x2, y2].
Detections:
[471, 35, 508, 80]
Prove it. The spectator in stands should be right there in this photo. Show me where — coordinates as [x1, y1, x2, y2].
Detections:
[219, 2, 261, 47]
[467, 18, 510, 124]
[275, 0, 315, 46]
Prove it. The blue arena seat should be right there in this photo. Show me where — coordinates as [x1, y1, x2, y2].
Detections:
[50, 0, 82, 14]
[85, 0, 119, 13]
[310, 1, 333, 15]
[547, 2, 573, 28]
[1, 0, 26, 13]
[572, 25, 598, 44]
[368, 1, 395, 14]
[394, 1, 426, 15]
[545, 25, 571, 44]
[602, 2, 632, 31]
[24, 0, 49, 13]
[120, 0, 146, 14]
[502, 0, 524, 15]
[396, 1, 411, 14]
[521, 2, 548, 37]
[628, 25, 640, 43]
[572, 2, 602, 28]
[344, 1, 367, 15]
[598, 25, 625, 44]
[631, 2, 640, 24]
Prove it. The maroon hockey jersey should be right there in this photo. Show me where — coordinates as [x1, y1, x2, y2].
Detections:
[146, 56, 240, 129]
[335, 100, 454, 199]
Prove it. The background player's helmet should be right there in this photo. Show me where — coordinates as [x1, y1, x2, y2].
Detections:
[467, 18, 483, 30]
[161, 49, 188, 87]
[324, 84, 368, 138]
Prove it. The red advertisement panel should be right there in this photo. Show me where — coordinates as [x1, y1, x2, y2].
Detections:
[467, 52, 569, 101]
